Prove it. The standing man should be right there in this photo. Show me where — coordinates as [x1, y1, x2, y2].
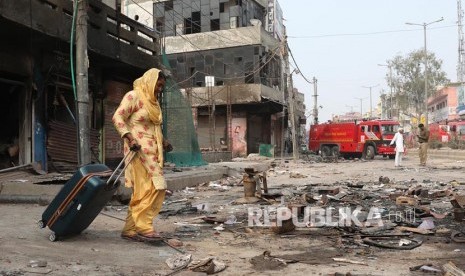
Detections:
[390, 128, 404, 167]
[417, 123, 429, 166]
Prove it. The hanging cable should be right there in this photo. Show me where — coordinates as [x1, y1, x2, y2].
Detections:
[70, 0, 78, 100]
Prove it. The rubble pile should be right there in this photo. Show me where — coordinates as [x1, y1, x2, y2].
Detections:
[155, 164, 465, 274]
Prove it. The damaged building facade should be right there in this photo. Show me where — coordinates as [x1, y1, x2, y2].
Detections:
[0, 0, 160, 171]
[151, 0, 289, 158]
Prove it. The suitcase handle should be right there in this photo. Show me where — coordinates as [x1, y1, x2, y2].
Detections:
[106, 147, 139, 186]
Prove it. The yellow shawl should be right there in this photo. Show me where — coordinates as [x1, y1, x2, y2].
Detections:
[133, 68, 164, 165]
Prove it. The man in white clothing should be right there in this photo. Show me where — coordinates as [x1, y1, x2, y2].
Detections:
[390, 128, 405, 167]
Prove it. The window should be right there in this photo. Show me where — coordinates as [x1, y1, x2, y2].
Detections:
[165, 1, 173, 11]
[245, 72, 254, 84]
[191, 11, 201, 33]
[211, 19, 220, 31]
[230, 16, 238, 29]
[156, 20, 164, 33]
[184, 18, 192, 34]
[220, 3, 225, 13]
[175, 23, 184, 36]
[185, 12, 201, 34]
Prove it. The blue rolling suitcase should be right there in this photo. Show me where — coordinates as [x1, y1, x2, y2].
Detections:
[39, 151, 136, 241]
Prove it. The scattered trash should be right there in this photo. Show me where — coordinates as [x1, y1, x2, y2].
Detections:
[410, 263, 442, 274]
[250, 251, 288, 271]
[418, 218, 435, 230]
[289, 172, 307, 178]
[166, 238, 184, 248]
[189, 258, 227, 274]
[165, 254, 192, 270]
[363, 237, 422, 250]
[195, 203, 211, 213]
[451, 231, 465, 243]
[379, 176, 390, 184]
[224, 215, 237, 225]
[332, 258, 367, 266]
[29, 260, 47, 268]
[442, 261, 465, 275]
[213, 224, 224, 231]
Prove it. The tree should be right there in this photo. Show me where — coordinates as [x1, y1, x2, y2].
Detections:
[388, 50, 449, 120]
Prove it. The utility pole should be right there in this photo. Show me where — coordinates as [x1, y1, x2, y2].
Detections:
[283, 39, 298, 160]
[378, 63, 393, 118]
[76, 0, 91, 165]
[346, 105, 355, 112]
[406, 17, 443, 124]
[354, 97, 366, 118]
[362, 84, 379, 118]
[312, 77, 319, 125]
[458, 0, 465, 82]
[288, 73, 299, 160]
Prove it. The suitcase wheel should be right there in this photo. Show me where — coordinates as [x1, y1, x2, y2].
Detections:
[49, 232, 58, 242]
[37, 220, 45, 229]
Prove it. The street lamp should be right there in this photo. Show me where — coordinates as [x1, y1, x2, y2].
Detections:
[354, 97, 367, 118]
[378, 63, 393, 118]
[405, 17, 443, 124]
[362, 84, 379, 118]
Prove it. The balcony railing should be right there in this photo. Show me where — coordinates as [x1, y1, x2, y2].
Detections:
[0, 0, 159, 68]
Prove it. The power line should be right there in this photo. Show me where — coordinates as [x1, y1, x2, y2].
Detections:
[168, 44, 282, 90]
[126, 0, 282, 82]
[287, 25, 455, 39]
[286, 42, 313, 84]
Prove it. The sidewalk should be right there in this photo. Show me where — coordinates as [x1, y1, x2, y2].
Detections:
[1, 148, 463, 204]
[0, 159, 273, 204]
[407, 147, 465, 160]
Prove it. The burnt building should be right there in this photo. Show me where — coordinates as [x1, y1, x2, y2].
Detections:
[0, 0, 160, 171]
[150, 0, 287, 158]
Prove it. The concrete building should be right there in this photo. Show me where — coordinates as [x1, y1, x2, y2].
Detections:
[428, 84, 460, 123]
[0, 0, 160, 171]
[151, 0, 288, 158]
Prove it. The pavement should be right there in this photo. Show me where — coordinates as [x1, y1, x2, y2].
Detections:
[0, 157, 274, 205]
[0, 147, 463, 204]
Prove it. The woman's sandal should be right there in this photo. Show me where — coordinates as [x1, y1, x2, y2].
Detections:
[121, 233, 143, 242]
[136, 231, 164, 242]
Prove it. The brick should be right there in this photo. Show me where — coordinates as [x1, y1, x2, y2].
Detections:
[318, 187, 340, 196]
[430, 190, 449, 198]
[453, 195, 465, 208]
[396, 196, 418, 206]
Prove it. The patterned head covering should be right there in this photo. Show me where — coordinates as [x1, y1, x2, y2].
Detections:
[133, 68, 162, 125]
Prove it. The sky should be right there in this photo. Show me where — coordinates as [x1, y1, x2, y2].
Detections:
[279, 0, 458, 125]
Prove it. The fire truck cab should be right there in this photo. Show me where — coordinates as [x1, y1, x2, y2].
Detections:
[309, 119, 400, 159]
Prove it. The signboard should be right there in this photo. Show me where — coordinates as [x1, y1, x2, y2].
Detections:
[457, 85, 465, 116]
[265, 0, 284, 41]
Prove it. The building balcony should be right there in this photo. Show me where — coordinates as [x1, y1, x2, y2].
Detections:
[0, 0, 159, 69]
[164, 25, 280, 54]
[184, 83, 284, 107]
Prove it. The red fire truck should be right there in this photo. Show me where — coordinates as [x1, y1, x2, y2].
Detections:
[428, 123, 450, 143]
[448, 121, 465, 141]
[308, 119, 400, 159]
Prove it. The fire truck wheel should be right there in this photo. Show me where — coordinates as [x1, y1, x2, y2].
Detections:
[389, 155, 395, 159]
[331, 146, 340, 157]
[365, 145, 375, 160]
[320, 146, 331, 157]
